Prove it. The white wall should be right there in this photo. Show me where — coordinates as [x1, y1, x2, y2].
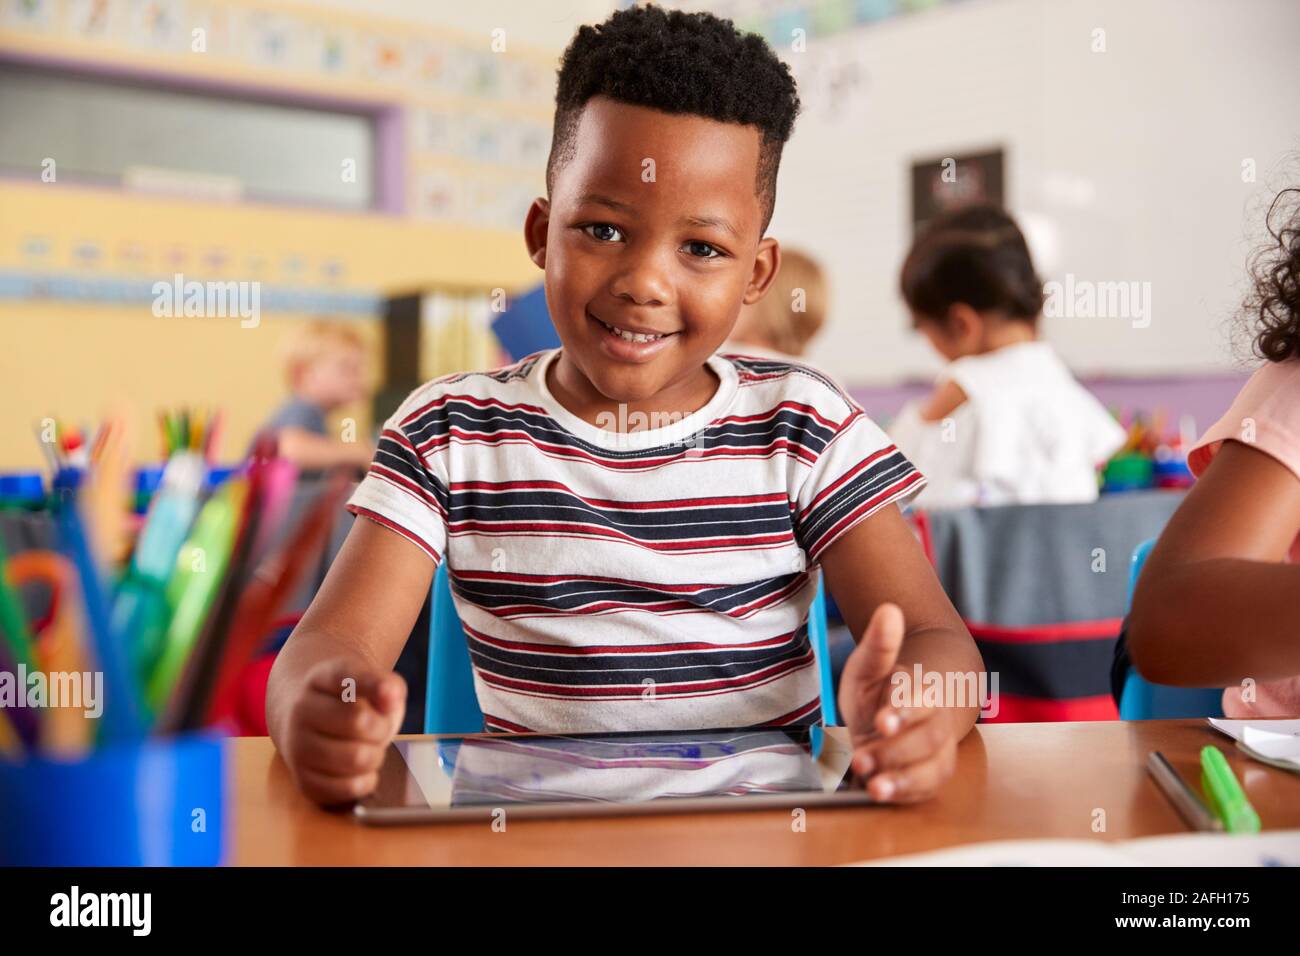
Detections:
[767, 0, 1300, 385]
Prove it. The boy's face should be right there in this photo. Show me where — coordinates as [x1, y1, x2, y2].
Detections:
[298, 344, 368, 409]
[526, 97, 780, 407]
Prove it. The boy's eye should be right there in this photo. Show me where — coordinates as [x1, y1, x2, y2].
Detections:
[583, 223, 623, 243]
[684, 240, 723, 259]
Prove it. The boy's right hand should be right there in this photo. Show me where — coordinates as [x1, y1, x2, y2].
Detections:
[282, 659, 407, 806]
[838, 603, 961, 804]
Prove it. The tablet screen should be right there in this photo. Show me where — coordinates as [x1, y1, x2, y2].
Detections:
[359, 725, 865, 821]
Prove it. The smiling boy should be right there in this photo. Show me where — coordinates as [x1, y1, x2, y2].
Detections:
[268, 4, 982, 807]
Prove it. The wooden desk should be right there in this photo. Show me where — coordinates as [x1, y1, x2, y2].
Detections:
[232, 719, 1300, 865]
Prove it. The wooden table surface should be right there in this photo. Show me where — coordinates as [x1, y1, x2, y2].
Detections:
[232, 719, 1300, 866]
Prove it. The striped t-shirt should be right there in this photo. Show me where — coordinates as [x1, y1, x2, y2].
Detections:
[346, 348, 924, 734]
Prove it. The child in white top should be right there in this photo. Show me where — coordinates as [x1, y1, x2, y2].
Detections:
[889, 205, 1124, 509]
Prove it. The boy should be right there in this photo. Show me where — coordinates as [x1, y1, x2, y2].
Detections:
[261, 318, 375, 471]
[723, 248, 828, 360]
[268, 5, 982, 807]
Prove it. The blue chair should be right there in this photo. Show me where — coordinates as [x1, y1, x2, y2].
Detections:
[1118, 539, 1224, 720]
[424, 563, 839, 733]
[807, 579, 838, 724]
[424, 563, 485, 734]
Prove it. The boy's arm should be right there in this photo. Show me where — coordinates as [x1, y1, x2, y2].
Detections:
[1128, 439, 1300, 686]
[818, 503, 982, 802]
[275, 426, 374, 471]
[267, 516, 436, 804]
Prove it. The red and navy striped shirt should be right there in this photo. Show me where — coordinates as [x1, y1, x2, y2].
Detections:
[346, 349, 925, 733]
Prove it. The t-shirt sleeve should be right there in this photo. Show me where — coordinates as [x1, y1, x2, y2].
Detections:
[1187, 360, 1300, 483]
[346, 400, 449, 565]
[794, 407, 926, 563]
[264, 398, 328, 436]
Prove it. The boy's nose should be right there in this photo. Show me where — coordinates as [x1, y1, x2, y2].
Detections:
[608, 252, 673, 308]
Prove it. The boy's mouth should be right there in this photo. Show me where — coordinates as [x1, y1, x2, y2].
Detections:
[587, 310, 678, 361]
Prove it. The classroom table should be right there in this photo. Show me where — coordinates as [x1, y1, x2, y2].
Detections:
[232, 719, 1300, 866]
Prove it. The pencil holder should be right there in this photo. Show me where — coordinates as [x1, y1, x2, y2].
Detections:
[0, 732, 226, 866]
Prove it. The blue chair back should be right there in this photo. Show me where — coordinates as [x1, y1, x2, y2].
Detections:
[425, 565, 839, 733]
[1118, 538, 1224, 720]
[424, 562, 485, 734]
[807, 576, 838, 725]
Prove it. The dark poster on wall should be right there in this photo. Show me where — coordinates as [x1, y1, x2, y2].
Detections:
[910, 148, 1005, 235]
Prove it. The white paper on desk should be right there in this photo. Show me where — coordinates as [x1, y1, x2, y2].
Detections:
[1209, 718, 1300, 771]
[1209, 717, 1300, 742]
[857, 839, 1143, 867]
[1243, 725, 1300, 763]
[1124, 830, 1300, 867]
[853, 830, 1300, 867]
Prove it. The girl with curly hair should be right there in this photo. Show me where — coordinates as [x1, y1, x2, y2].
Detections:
[1129, 186, 1300, 717]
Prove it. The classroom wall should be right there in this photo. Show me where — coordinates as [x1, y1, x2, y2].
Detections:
[1, 301, 382, 468]
[0, 0, 563, 470]
[0, 181, 540, 470]
[7, 0, 1296, 468]
[311, 0, 617, 51]
[758, 0, 1300, 386]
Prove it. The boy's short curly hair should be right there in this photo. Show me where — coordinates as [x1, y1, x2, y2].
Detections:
[547, 3, 800, 233]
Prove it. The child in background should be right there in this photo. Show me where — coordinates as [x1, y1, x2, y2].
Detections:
[1129, 187, 1300, 717]
[722, 247, 828, 360]
[888, 205, 1124, 509]
[268, 6, 981, 807]
[262, 318, 374, 471]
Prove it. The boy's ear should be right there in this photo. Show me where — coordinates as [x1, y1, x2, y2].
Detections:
[524, 197, 550, 269]
[740, 237, 781, 305]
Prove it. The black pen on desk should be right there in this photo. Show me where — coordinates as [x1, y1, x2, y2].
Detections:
[1147, 751, 1222, 832]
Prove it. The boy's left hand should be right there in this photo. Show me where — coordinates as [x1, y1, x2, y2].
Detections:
[836, 602, 961, 803]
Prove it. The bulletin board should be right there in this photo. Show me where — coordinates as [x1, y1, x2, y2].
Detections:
[0, 0, 556, 231]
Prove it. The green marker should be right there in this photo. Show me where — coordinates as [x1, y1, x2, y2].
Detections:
[1201, 745, 1261, 833]
[0, 535, 38, 673]
[145, 479, 245, 715]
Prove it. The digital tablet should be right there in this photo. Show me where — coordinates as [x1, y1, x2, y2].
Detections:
[354, 724, 870, 824]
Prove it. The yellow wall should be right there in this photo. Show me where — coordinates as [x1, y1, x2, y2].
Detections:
[0, 182, 536, 291]
[0, 182, 541, 469]
[1, 301, 380, 470]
